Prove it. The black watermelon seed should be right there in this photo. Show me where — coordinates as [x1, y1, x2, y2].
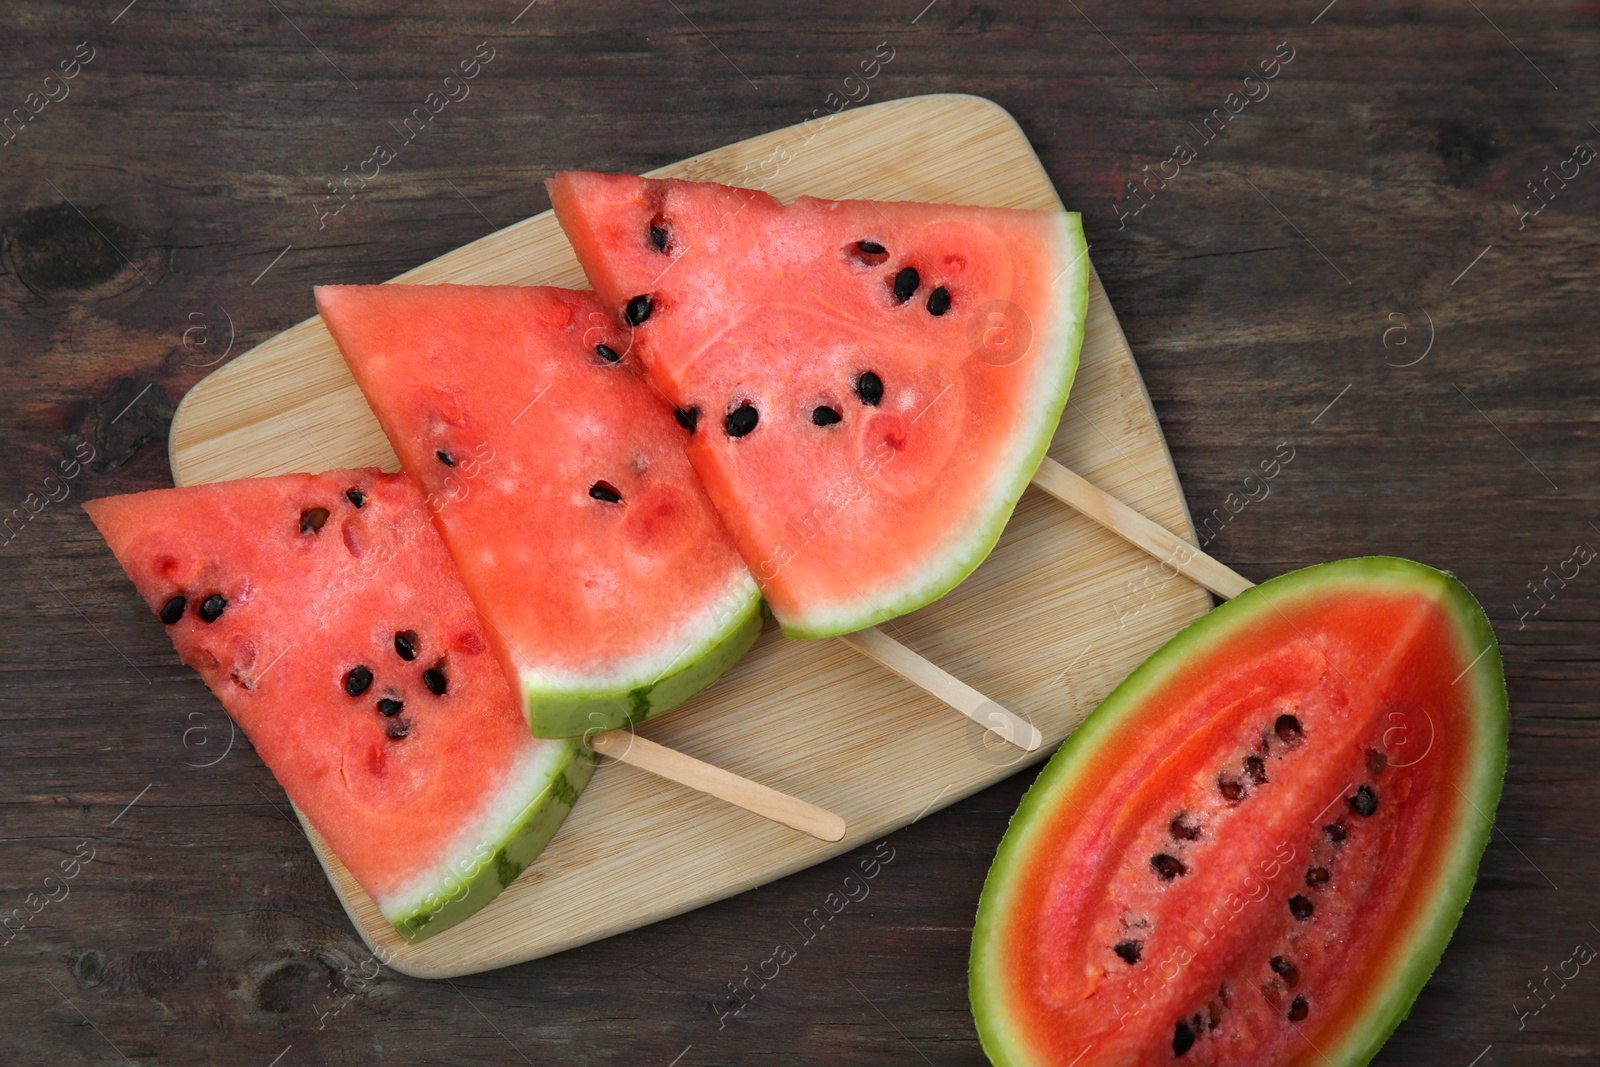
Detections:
[649, 224, 668, 252]
[1244, 755, 1269, 785]
[199, 594, 227, 623]
[1275, 714, 1304, 743]
[1151, 854, 1186, 881]
[1114, 940, 1143, 965]
[812, 406, 842, 427]
[1207, 1000, 1222, 1029]
[1288, 895, 1314, 921]
[674, 407, 700, 433]
[1191, 1013, 1205, 1036]
[1368, 749, 1388, 775]
[1305, 866, 1330, 887]
[377, 698, 404, 717]
[855, 240, 886, 255]
[1270, 956, 1300, 989]
[1348, 785, 1379, 817]
[589, 481, 623, 504]
[596, 343, 621, 363]
[927, 285, 951, 316]
[385, 716, 410, 740]
[624, 294, 653, 326]
[436, 450, 455, 467]
[345, 488, 365, 508]
[891, 267, 920, 303]
[1324, 822, 1348, 843]
[344, 665, 373, 697]
[1287, 996, 1309, 1022]
[424, 666, 448, 696]
[158, 596, 186, 625]
[1170, 813, 1202, 841]
[725, 404, 759, 438]
[1218, 777, 1245, 802]
[394, 631, 419, 661]
[1173, 1021, 1196, 1057]
[299, 507, 330, 534]
[855, 371, 884, 406]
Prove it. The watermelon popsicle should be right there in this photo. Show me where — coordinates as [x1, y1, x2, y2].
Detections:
[547, 172, 1252, 615]
[317, 283, 762, 740]
[86, 470, 593, 942]
[548, 172, 1084, 750]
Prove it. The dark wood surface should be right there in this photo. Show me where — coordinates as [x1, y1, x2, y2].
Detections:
[2, 1, 1596, 1063]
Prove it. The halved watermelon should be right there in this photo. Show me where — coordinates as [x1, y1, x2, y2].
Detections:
[85, 470, 593, 941]
[548, 173, 1089, 638]
[316, 285, 762, 738]
[970, 557, 1508, 1065]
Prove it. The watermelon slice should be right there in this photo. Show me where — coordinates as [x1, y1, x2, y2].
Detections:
[970, 557, 1508, 1065]
[316, 284, 763, 738]
[85, 470, 594, 941]
[548, 173, 1089, 638]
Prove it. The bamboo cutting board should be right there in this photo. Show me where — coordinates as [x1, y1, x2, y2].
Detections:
[167, 94, 1214, 978]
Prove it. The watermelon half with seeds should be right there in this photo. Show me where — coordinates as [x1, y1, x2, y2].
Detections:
[970, 557, 1508, 1065]
[316, 284, 763, 738]
[548, 173, 1089, 638]
[86, 470, 593, 941]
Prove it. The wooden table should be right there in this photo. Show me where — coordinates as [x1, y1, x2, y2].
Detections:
[2, 2, 1595, 1063]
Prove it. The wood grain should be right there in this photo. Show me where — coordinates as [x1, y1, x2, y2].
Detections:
[166, 94, 1214, 978]
[837, 627, 1042, 751]
[588, 731, 848, 842]
[1032, 457, 1255, 599]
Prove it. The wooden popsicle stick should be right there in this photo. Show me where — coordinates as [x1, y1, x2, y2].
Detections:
[1031, 457, 1255, 600]
[588, 730, 847, 842]
[837, 627, 1043, 752]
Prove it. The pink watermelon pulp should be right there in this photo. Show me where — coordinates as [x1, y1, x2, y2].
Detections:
[970, 558, 1508, 1065]
[85, 470, 593, 941]
[316, 284, 762, 738]
[548, 172, 1089, 638]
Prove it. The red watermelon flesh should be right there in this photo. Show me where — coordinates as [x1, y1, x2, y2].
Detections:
[548, 172, 1089, 638]
[316, 284, 762, 738]
[85, 470, 593, 941]
[970, 558, 1508, 1065]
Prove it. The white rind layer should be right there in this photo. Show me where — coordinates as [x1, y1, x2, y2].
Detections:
[374, 736, 585, 930]
[517, 569, 761, 693]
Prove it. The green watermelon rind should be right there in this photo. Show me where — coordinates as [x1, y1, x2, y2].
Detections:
[521, 576, 765, 738]
[383, 740, 596, 942]
[780, 211, 1090, 640]
[969, 556, 1508, 1066]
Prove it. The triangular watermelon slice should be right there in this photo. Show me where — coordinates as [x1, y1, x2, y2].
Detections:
[316, 284, 762, 737]
[548, 173, 1090, 638]
[85, 470, 593, 941]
